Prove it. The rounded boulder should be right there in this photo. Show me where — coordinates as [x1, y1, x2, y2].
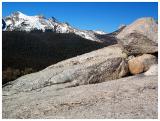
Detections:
[128, 54, 157, 74]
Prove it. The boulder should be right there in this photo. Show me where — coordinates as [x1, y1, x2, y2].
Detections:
[128, 54, 157, 74]
[3, 44, 128, 95]
[116, 17, 158, 55]
[128, 60, 144, 74]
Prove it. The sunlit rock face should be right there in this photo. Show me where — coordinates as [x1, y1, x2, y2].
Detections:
[3, 74, 158, 119]
[2, 44, 128, 95]
[116, 17, 158, 55]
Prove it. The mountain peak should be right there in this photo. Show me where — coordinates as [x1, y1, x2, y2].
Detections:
[4, 11, 106, 42]
[11, 11, 27, 17]
[49, 17, 58, 22]
[12, 11, 22, 14]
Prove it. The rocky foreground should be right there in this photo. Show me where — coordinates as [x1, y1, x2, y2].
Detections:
[2, 17, 158, 118]
[3, 74, 158, 119]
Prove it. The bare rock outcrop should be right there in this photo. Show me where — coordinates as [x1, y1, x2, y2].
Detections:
[2, 45, 158, 119]
[128, 54, 157, 74]
[3, 74, 157, 119]
[116, 17, 158, 55]
[2, 17, 158, 119]
[3, 44, 128, 95]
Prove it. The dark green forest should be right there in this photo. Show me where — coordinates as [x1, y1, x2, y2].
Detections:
[3, 31, 106, 84]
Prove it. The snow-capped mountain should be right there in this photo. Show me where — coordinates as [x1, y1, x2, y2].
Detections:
[3, 11, 107, 42]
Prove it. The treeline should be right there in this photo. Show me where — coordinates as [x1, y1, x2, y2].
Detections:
[3, 31, 106, 84]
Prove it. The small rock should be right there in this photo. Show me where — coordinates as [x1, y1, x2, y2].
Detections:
[144, 64, 158, 76]
[128, 55, 135, 60]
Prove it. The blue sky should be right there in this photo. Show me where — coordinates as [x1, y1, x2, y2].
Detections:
[2, 2, 158, 32]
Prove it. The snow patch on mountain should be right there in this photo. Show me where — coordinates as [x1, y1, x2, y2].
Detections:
[93, 30, 107, 35]
[4, 11, 107, 42]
